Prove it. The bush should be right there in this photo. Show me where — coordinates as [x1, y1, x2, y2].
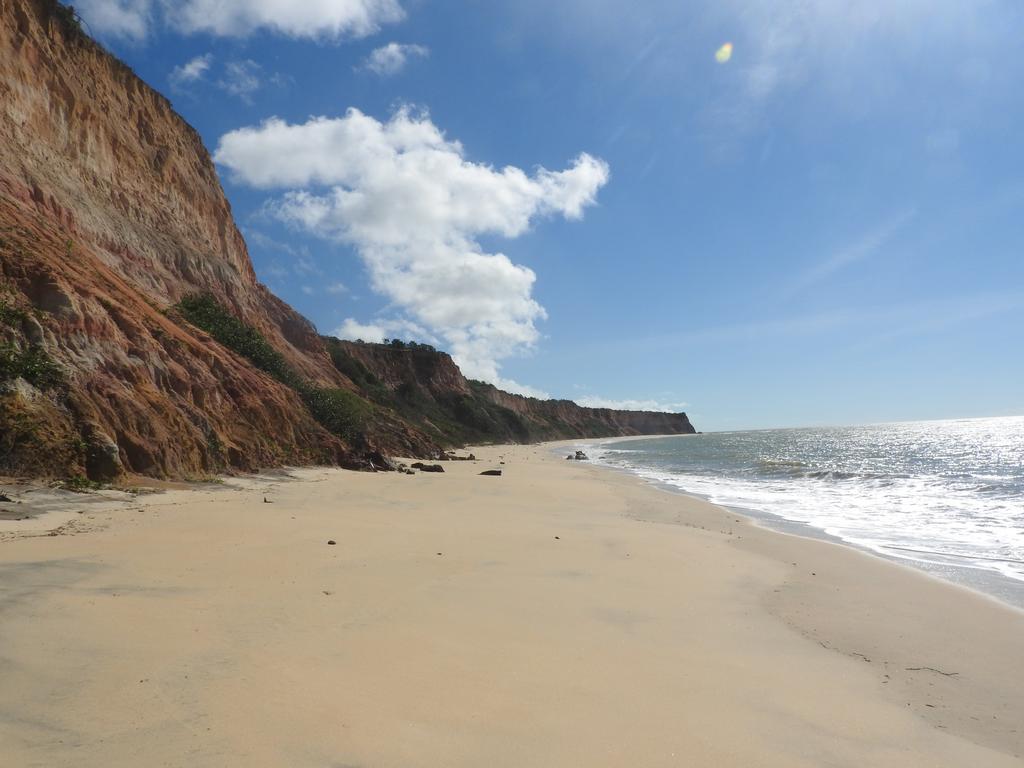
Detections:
[0, 345, 66, 390]
[174, 295, 374, 443]
[300, 387, 372, 442]
[61, 474, 106, 492]
[51, 2, 86, 42]
[175, 294, 303, 390]
[0, 297, 29, 327]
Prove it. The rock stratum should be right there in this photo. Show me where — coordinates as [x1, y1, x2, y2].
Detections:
[0, 0, 694, 481]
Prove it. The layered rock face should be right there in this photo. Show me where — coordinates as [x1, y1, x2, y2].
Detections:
[0, 0, 694, 480]
[0, 0, 353, 477]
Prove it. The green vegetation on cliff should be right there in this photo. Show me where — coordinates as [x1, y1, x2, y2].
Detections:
[0, 345, 65, 390]
[174, 294, 371, 442]
[324, 338, 533, 446]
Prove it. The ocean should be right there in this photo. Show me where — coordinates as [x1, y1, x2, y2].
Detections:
[578, 416, 1024, 608]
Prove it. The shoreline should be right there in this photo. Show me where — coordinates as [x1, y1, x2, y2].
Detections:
[560, 435, 1024, 611]
[1, 444, 1022, 765]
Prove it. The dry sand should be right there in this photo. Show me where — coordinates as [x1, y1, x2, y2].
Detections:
[1, 443, 1022, 767]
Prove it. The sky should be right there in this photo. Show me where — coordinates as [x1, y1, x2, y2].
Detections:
[75, 0, 1024, 431]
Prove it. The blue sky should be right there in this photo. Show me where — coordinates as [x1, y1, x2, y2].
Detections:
[77, 0, 1024, 431]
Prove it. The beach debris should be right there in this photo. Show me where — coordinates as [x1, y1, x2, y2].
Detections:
[0, 492, 12, 502]
[367, 452, 406, 472]
[480, 470, 502, 477]
[438, 451, 477, 461]
[327, 540, 337, 546]
[263, 496, 272, 503]
[411, 462, 445, 473]
[554, 536, 560, 540]
[437, 552, 443, 556]
[906, 666, 959, 677]
[323, 590, 333, 596]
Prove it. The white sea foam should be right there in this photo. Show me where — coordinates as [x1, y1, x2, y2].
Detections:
[579, 416, 1024, 585]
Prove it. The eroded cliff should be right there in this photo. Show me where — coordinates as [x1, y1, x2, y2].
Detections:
[0, 0, 694, 481]
[328, 340, 695, 446]
[0, 0, 359, 477]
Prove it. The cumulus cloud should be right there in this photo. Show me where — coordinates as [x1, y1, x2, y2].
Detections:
[74, 0, 151, 40]
[574, 396, 688, 413]
[77, 0, 403, 40]
[216, 107, 609, 387]
[169, 53, 212, 87]
[361, 43, 429, 76]
[167, 0, 404, 38]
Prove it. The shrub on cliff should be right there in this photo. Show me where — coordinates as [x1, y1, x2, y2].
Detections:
[176, 294, 302, 390]
[173, 294, 374, 444]
[0, 345, 66, 391]
[301, 388, 372, 443]
[45, 2, 86, 44]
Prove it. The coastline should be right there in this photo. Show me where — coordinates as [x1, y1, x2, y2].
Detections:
[1, 444, 1022, 766]
[566, 434, 1024, 610]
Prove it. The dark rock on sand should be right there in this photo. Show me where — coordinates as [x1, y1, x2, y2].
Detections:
[479, 470, 502, 477]
[411, 463, 445, 473]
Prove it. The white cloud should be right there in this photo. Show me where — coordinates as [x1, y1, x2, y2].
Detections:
[494, 379, 551, 399]
[76, 0, 403, 40]
[216, 107, 609, 386]
[574, 396, 688, 413]
[164, 0, 404, 39]
[74, 0, 151, 40]
[335, 319, 387, 343]
[218, 60, 262, 101]
[326, 282, 349, 295]
[361, 43, 429, 76]
[333, 317, 436, 345]
[169, 54, 212, 87]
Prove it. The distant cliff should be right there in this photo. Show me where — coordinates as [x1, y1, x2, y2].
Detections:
[327, 340, 695, 445]
[0, 0, 694, 481]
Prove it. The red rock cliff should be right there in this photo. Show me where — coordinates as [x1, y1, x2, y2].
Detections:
[0, 0, 354, 477]
[0, 1, 694, 480]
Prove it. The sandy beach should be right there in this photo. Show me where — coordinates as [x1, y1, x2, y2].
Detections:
[1, 443, 1022, 767]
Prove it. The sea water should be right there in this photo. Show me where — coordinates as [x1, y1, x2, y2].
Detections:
[578, 416, 1024, 607]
